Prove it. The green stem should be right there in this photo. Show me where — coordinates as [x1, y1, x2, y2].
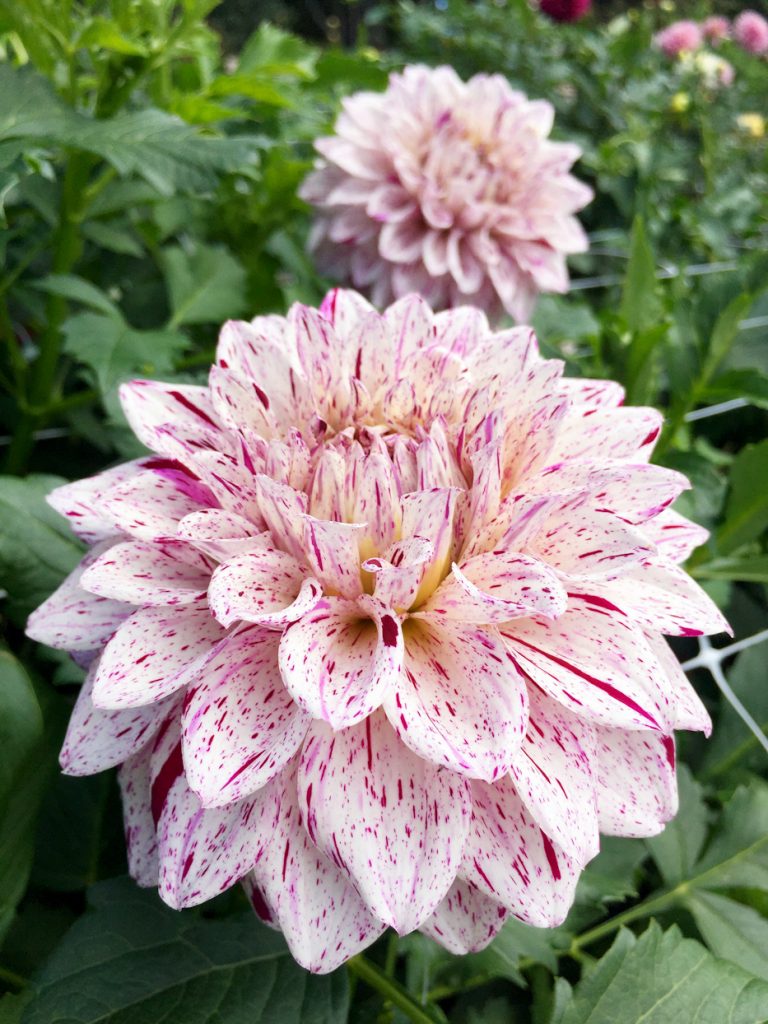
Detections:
[570, 884, 687, 953]
[347, 955, 445, 1024]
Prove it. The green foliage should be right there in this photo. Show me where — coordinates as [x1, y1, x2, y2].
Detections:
[0, 0, 766, 1022]
[21, 878, 350, 1024]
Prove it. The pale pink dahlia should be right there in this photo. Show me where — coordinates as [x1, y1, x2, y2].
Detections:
[733, 10, 768, 54]
[656, 20, 703, 57]
[300, 66, 593, 323]
[27, 290, 727, 973]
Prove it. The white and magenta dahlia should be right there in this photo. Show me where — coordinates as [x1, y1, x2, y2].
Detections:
[27, 290, 727, 973]
[300, 66, 593, 323]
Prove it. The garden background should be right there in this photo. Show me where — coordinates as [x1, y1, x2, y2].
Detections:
[1, 0, 768, 1021]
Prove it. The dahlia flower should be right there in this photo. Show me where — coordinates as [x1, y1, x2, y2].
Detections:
[733, 9, 768, 54]
[27, 290, 727, 973]
[539, 0, 592, 23]
[656, 20, 703, 57]
[702, 15, 730, 44]
[681, 50, 735, 88]
[300, 66, 592, 323]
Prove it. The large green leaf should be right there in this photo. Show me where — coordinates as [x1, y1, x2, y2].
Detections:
[0, 65, 262, 196]
[0, 652, 43, 819]
[22, 878, 349, 1024]
[687, 891, 768, 982]
[691, 782, 768, 892]
[62, 312, 188, 399]
[553, 923, 768, 1024]
[0, 475, 83, 625]
[718, 439, 768, 554]
[161, 243, 248, 327]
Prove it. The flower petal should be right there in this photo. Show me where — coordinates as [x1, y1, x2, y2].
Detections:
[420, 878, 508, 955]
[643, 509, 709, 564]
[59, 661, 172, 776]
[363, 537, 435, 610]
[501, 602, 672, 731]
[119, 380, 222, 458]
[47, 460, 147, 544]
[101, 470, 213, 543]
[79, 540, 211, 606]
[529, 507, 655, 578]
[118, 749, 159, 887]
[462, 776, 580, 927]
[176, 508, 263, 562]
[644, 632, 711, 735]
[384, 619, 528, 782]
[594, 727, 678, 837]
[91, 599, 227, 710]
[149, 718, 268, 909]
[422, 551, 567, 623]
[208, 547, 322, 628]
[509, 687, 599, 863]
[303, 517, 364, 600]
[279, 597, 402, 729]
[245, 763, 386, 973]
[183, 627, 310, 807]
[298, 712, 471, 934]
[26, 544, 133, 652]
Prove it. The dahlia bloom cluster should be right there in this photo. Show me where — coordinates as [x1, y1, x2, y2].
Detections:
[680, 50, 735, 89]
[657, 11, 768, 57]
[27, 290, 727, 973]
[300, 66, 592, 324]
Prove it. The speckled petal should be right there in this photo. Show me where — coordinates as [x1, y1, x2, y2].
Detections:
[118, 748, 159, 887]
[91, 599, 227, 710]
[208, 547, 322, 628]
[119, 380, 222, 458]
[79, 540, 212, 606]
[47, 460, 147, 544]
[176, 508, 264, 562]
[529, 507, 655, 578]
[462, 776, 580, 927]
[550, 407, 662, 463]
[510, 687, 599, 863]
[643, 509, 709, 564]
[298, 711, 471, 934]
[149, 718, 268, 909]
[422, 551, 567, 623]
[594, 727, 678, 837]
[303, 517, 365, 599]
[363, 537, 435, 610]
[245, 763, 386, 973]
[644, 632, 711, 735]
[60, 661, 172, 776]
[279, 597, 402, 729]
[421, 878, 508, 954]
[183, 626, 310, 807]
[101, 469, 213, 542]
[26, 544, 132, 652]
[384, 619, 528, 782]
[501, 601, 671, 731]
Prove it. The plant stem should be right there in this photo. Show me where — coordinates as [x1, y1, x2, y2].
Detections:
[570, 884, 687, 953]
[347, 955, 445, 1024]
[0, 963, 28, 990]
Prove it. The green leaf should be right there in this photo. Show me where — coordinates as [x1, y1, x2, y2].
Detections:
[161, 243, 248, 327]
[80, 221, 144, 258]
[77, 17, 149, 56]
[718, 439, 768, 554]
[0, 994, 32, 1024]
[619, 216, 660, 333]
[646, 765, 708, 886]
[0, 475, 83, 625]
[556, 922, 768, 1024]
[34, 275, 122, 317]
[693, 555, 768, 583]
[700, 294, 754, 385]
[22, 878, 349, 1024]
[62, 313, 188, 399]
[0, 652, 43, 819]
[238, 23, 317, 79]
[0, 66, 262, 197]
[687, 891, 768, 981]
[208, 74, 295, 108]
[691, 782, 768, 892]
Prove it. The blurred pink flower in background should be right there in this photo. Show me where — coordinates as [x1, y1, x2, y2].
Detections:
[301, 66, 592, 323]
[656, 20, 703, 57]
[539, 0, 592, 23]
[27, 289, 728, 973]
[733, 9, 768, 54]
[702, 15, 730, 44]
